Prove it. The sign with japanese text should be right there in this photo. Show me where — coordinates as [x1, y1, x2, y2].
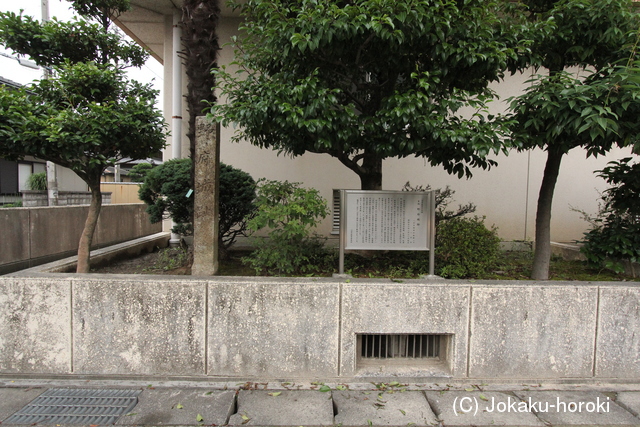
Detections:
[342, 190, 432, 251]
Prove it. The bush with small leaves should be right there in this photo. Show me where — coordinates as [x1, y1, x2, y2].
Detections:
[580, 157, 640, 273]
[435, 216, 501, 279]
[242, 179, 331, 275]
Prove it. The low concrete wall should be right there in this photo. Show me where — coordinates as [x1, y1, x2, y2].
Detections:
[1, 275, 639, 382]
[21, 191, 112, 207]
[0, 204, 161, 274]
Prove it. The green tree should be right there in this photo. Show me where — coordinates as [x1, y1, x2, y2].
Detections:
[0, 0, 167, 273]
[211, 0, 530, 190]
[507, 0, 640, 280]
[128, 162, 155, 182]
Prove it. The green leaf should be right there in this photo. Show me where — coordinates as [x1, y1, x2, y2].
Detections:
[196, 414, 204, 422]
[319, 385, 331, 392]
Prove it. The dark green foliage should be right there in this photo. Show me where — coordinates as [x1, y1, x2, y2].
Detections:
[581, 157, 640, 272]
[581, 217, 640, 273]
[69, 0, 131, 21]
[598, 157, 640, 215]
[212, 0, 531, 189]
[128, 163, 154, 182]
[242, 180, 330, 275]
[0, 12, 146, 68]
[219, 162, 257, 249]
[434, 216, 502, 279]
[0, 202, 22, 208]
[26, 172, 47, 191]
[138, 158, 257, 249]
[139, 158, 192, 233]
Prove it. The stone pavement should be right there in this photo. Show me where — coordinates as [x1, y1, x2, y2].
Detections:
[1, 379, 640, 426]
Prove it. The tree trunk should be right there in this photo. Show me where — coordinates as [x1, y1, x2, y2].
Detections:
[359, 154, 383, 190]
[531, 148, 564, 280]
[76, 180, 103, 273]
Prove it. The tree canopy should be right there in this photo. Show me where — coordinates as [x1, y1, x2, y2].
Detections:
[212, 0, 531, 190]
[0, 0, 144, 68]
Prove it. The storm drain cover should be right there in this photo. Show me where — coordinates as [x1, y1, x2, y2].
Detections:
[4, 388, 141, 425]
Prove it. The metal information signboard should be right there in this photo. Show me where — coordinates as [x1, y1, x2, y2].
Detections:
[338, 190, 436, 275]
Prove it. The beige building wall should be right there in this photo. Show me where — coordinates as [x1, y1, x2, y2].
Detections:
[100, 183, 143, 204]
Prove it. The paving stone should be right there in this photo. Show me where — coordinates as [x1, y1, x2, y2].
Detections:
[0, 388, 46, 422]
[514, 391, 640, 426]
[228, 390, 333, 426]
[333, 390, 437, 426]
[616, 392, 640, 417]
[116, 389, 235, 426]
[425, 391, 545, 426]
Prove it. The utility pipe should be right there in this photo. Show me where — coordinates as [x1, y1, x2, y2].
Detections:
[42, 0, 59, 206]
[170, 10, 183, 246]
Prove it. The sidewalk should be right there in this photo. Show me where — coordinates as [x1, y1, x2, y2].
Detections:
[1, 379, 640, 426]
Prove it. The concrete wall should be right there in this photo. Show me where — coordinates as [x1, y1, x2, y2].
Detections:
[22, 191, 112, 207]
[0, 204, 161, 274]
[1, 275, 639, 382]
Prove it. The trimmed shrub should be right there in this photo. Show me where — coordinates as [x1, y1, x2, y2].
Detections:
[138, 158, 256, 250]
[435, 216, 501, 279]
[128, 163, 154, 182]
[139, 158, 192, 233]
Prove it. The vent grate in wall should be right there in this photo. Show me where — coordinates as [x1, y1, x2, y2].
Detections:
[360, 334, 441, 359]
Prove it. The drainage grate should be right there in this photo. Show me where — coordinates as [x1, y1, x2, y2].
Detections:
[360, 334, 441, 359]
[4, 388, 141, 425]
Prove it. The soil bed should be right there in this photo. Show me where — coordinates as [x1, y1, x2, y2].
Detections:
[91, 247, 639, 281]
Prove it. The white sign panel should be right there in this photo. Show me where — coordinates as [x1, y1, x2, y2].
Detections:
[343, 190, 431, 251]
